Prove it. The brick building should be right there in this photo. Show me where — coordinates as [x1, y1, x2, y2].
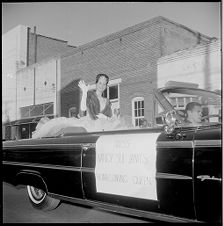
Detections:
[27, 27, 76, 66]
[3, 16, 216, 139]
[157, 39, 221, 91]
[59, 16, 214, 126]
[2, 25, 76, 140]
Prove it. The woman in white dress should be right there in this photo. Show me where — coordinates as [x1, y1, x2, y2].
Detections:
[32, 74, 123, 139]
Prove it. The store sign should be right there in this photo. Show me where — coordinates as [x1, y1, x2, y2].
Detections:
[95, 133, 160, 200]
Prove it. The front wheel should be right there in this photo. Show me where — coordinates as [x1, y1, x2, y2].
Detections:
[27, 185, 60, 211]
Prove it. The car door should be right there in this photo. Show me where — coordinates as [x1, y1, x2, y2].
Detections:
[82, 129, 161, 213]
[156, 127, 197, 220]
[193, 126, 222, 222]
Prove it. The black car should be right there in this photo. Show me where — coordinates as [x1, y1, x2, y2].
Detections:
[3, 86, 222, 223]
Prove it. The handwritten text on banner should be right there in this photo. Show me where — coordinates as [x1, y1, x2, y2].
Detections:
[95, 133, 160, 200]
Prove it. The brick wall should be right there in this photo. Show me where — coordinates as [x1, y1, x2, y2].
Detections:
[60, 79, 81, 117]
[60, 17, 212, 122]
[160, 19, 211, 56]
[28, 33, 75, 66]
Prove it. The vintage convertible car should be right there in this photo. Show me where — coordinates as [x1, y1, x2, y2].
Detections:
[3, 86, 222, 223]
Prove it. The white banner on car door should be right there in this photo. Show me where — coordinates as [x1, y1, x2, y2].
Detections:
[95, 133, 160, 200]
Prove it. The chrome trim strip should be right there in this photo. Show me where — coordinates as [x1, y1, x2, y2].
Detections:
[194, 140, 221, 147]
[3, 161, 192, 180]
[81, 167, 95, 173]
[74, 167, 192, 180]
[157, 141, 193, 149]
[80, 145, 85, 199]
[3, 142, 95, 149]
[48, 193, 201, 223]
[5, 140, 220, 149]
[156, 173, 192, 180]
[3, 161, 81, 172]
[192, 139, 197, 219]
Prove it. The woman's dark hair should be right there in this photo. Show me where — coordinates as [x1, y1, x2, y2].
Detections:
[96, 73, 109, 85]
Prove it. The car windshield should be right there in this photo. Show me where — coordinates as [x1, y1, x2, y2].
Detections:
[161, 87, 221, 125]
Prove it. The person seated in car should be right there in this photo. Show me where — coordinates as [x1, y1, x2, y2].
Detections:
[184, 102, 203, 126]
[78, 73, 112, 120]
[32, 74, 121, 138]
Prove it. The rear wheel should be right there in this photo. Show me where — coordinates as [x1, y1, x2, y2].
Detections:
[27, 185, 60, 211]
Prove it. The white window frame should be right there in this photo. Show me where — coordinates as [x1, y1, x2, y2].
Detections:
[132, 97, 145, 127]
[169, 94, 199, 110]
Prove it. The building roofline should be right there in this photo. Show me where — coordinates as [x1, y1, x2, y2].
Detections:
[29, 32, 77, 46]
[158, 16, 215, 40]
[60, 16, 213, 59]
[158, 39, 220, 64]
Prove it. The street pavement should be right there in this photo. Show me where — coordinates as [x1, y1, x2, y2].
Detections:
[3, 182, 150, 223]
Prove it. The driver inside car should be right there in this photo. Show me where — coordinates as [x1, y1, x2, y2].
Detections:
[184, 102, 203, 126]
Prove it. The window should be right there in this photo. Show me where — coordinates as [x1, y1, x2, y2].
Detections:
[168, 94, 199, 110]
[109, 85, 118, 100]
[44, 103, 54, 115]
[20, 102, 54, 118]
[102, 85, 119, 101]
[178, 97, 184, 108]
[132, 97, 145, 127]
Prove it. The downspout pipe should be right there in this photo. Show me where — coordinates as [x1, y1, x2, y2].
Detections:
[26, 27, 30, 66]
[33, 26, 37, 105]
[34, 26, 37, 63]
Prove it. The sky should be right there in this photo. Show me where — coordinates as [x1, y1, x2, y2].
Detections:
[2, 2, 221, 47]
